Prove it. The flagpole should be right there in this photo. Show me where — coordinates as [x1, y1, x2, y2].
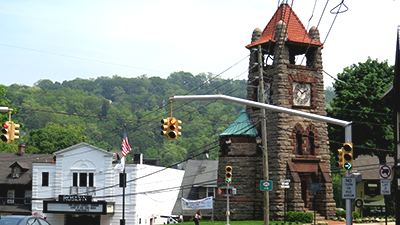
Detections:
[120, 124, 130, 225]
[122, 156, 126, 225]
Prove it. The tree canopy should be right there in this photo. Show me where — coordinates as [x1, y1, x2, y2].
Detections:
[327, 58, 395, 162]
[2, 72, 247, 166]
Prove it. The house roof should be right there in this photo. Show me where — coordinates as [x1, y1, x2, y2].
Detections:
[219, 110, 258, 137]
[54, 142, 113, 156]
[246, 2, 323, 49]
[353, 155, 394, 180]
[171, 160, 217, 216]
[0, 152, 54, 185]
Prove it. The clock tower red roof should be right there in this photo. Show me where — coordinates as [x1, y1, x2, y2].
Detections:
[246, 3, 323, 49]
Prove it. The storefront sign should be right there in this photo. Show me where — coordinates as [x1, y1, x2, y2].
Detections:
[58, 195, 92, 202]
[43, 201, 113, 215]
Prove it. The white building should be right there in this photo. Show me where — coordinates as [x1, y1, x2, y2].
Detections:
[31, 142, 184, 225]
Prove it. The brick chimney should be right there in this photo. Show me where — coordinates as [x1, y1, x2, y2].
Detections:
[18, 143, 25, 155]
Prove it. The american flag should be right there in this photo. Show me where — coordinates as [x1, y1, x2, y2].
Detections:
[122, 131, 131, 157]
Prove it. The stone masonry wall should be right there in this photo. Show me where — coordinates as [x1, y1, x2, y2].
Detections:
[245, 21, 335, 220]
[214, 155, 264, 221]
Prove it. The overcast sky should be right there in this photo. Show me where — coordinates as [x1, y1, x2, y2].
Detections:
[1, 0, 399, 88]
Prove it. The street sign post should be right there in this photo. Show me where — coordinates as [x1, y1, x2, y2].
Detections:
[260, 180, 272, 191]
[280, 179, 290, 188]
[381, 180, 391, 195]
[342, 177, 356, 199]
[379, 165, 392, 180]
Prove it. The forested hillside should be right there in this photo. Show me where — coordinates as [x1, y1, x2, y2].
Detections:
[2, 72, 247, 166]
[1, 72, 335, 166]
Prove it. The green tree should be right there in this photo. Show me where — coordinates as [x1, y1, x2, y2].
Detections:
[324, 86, 335, 108]
[27, 122, 87, 154]
[327, 58, 394, 163]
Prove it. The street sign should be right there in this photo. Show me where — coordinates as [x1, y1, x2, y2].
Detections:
[309, 183, 321, 195]
[381, 180, 391, 195]
[280, 179, 290, 188]
[260, 180, 273, 191]
[379, 165, 392, 180]
[342, 177, 356, 199]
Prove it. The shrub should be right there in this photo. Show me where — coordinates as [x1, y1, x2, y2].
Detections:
[336, 210, 346, 218]
[353, 211, 360, 219]
[285, 211, 314, 223]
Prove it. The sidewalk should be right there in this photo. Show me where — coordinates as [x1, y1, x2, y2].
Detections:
[317, 221, 396, 225]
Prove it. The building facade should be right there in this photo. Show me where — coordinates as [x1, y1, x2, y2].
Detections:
[216, 1, 335, 220]
[0, 144, 53, 216]
[31, 142, 184, 225]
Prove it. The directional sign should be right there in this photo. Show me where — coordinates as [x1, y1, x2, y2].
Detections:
[260, 180, 273, 191]
[379, 165, 392, 180]
[280, 179, 290, 188]
[342, 177, 356, 199]
[381, 180, 391, 195]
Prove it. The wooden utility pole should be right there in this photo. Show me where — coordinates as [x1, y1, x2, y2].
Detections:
[258, 44, 269, 225]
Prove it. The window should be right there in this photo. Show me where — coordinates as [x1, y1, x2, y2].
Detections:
[42, 172, 49, 186]
[73, 173, 78, 186]
[89, 173, 94, 187]
[308, 132, 315, 155]
[79, 173, 87, 187]
[73, 172, 94, 187]
[207, 187, 215, 197]
[120, 173, 126, 188]
[39, 218, 51, 225]
[13, 166, 21, 178]
[296, 132, 302, 154]
[25, 190, 32, 204]
[364, 181, 380, 196]
[27, 218, 41, 225]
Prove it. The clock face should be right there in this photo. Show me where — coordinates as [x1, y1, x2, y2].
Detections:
[293, 83, 311, 106]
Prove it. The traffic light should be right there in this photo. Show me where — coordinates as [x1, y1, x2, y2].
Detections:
[160, 117, 182, 140]
[218, 187, 228, 195]
[1, 122, 11, 143]
[334, 148, 344, 168]
[161, 118, 169, 137]
[225, 166, 232, 184]
[218, 187, 236, 195]
[10, 122, 20, 141]
[343, 143, 353, 170]
[167, 117, 182, 140]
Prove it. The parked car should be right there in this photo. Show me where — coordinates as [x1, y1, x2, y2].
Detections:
[0, 216, 51, 225]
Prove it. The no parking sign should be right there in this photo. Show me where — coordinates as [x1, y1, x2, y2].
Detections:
[379, 165, 392, 180]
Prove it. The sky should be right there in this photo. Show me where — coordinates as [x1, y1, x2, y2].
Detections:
[1, 0, 400, 88]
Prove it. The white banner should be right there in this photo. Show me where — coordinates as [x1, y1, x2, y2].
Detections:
[181, 197, 213, 210]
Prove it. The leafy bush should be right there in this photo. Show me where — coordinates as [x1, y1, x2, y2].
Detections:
[353, 211, 360, 219]
[285, 211, 313, 223]
[336, 210, 346, 218]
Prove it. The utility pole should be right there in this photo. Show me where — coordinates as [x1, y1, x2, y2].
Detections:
[258, 44, 269, 225]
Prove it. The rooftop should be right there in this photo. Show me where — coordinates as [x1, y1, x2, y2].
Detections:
[246, 2, 323, 49]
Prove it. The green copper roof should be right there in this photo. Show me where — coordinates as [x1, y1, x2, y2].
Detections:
[220, 110, 258, 137]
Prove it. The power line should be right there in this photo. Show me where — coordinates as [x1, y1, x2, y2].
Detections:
[0, 43, 170, 74]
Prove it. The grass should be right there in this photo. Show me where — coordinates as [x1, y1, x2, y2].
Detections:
[181, 220, 303, 225]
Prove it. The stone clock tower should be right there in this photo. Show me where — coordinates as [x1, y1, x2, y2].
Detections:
[245, 1, 335, 219]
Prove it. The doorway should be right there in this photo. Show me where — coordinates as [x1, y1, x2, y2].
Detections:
[300, 175, 313, 209]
